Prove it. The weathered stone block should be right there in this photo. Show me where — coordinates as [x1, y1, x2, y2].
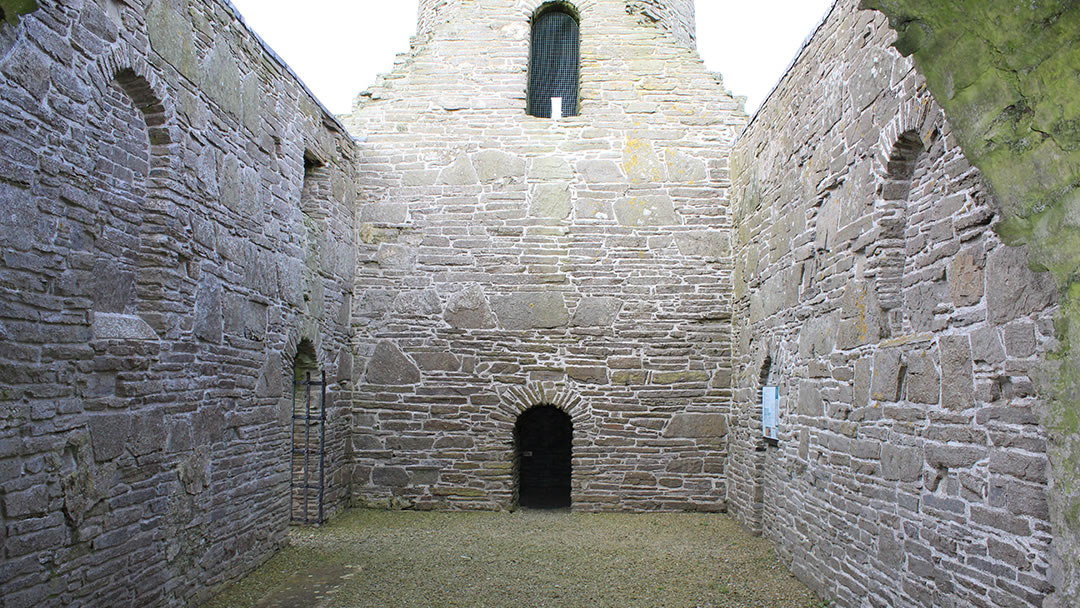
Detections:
[948, 252, 984, 307]
[1003, 322, 1037, 358]
[393, 290, 442, 316]
[527, 156, 573, 181]
[614, 194, 679, 227]
[492, 292, 569, 330]
[472, 150, 525, 183]
[194, 274, 223, 344]
[92, 313, 158, 341]
[905, 349, 940, 405]
[88, 414, 129, 462]
[147, 0, 197, 80]
[567, 366, 608, 384]
[971, 326, 1006, 364]
[4, 485, 48, 517]
[939, 336, 974, 410]
[881, 443, 923, 481]
[91, 261, 135, 314]
[663, 413, 728, 438]
[365, 342, 421, 385]
[408, 468, 440, 486]
[574, 195, 613, 220]
[665, 148, 708, 183]
[131, 409, 166, 457]
[444, 285, 496, 329]
[255, 353, 283, 398]
[611, 370, 648, 385]
[529, 183, 572, 219]
[201, 43, 242, 119]
[854, 357, 872, 407]
[674, 230, 729, 260]
[798, 381, 824, 416]
[372, 466, 410, 488]
[414, 352, 461, 372]
[361, 203, 408, 224]
[986, 245, 1058, 325]
[926, 444, 986, 469]
[576, 159, 623, 183]
[622, 138, 666, 183]
[438, 154, 479, 185]
[906, 282, 946, 333]
[571, 297, 623, 327]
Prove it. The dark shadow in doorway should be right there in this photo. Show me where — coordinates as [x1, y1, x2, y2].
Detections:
[515, 405, 572, 509]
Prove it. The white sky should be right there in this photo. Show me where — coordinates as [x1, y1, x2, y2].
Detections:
[227, 0, 835, 116]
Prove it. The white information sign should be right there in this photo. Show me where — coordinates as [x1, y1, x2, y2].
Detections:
[762, 386, 779, 440]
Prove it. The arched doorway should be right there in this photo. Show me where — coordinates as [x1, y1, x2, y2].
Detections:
[515, 405, 572, 509]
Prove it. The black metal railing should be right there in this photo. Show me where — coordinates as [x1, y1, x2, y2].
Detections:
[290, 370, 327, 524]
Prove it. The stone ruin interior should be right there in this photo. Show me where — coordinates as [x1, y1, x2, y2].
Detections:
[0, 0, 1077, 606]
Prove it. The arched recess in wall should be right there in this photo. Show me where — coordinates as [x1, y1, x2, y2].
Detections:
[527, 2, 580, 118]
[88, 47, 184, 344]
[870, 130, 928, 336]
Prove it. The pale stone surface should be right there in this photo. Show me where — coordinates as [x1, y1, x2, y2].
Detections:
[529, 183, 572, 219]
[614, 194, 679, 227]
[2, 1, 1066, 607]
[492, 292, 570, 330]
[92, 313, 158, 341]
[987, 245, 1059, 325]
[663, 413, 728, 438]
[728, 2, 1059, 605]
[940, 336, 974, 410]
[366, 342, 422, 385]
[571, 297, 623, 327]
[443, 285, 496, 329]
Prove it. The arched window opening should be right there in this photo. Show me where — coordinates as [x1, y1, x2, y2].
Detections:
[90, 68, 175, 342]
[515, 405, 573, 509]
[291, 339, 327, 524]
[872, 130, 927, 336]
[527, 5, 580, 118]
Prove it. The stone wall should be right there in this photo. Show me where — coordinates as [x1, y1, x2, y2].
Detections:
[344, 0, 745, 512]
[625, 0, 696, 50]
[0, 0, 355, 605]
[729, 1, 1061, 606]
[857, 2, 1080, 604]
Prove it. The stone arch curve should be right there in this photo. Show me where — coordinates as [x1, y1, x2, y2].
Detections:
[87, 43, 187, 341]
[516, 0, 594, 22]
[283, 329, 331, 376]
[92, 44, 180, 155]
[496, 382, 592, 427]
[874, 90, 941, 175]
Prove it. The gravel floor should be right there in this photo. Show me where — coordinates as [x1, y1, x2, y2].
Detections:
[206, 509, 824, 608]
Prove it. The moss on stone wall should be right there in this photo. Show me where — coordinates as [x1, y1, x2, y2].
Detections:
[0, 0, 37, 24]
[859, 0, 1080, 603]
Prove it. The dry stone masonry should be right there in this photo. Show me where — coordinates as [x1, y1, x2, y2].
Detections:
[730, 1, 1062, 606]
[0, 0, 1075, 607]
[344, 0, 745, 512]
[0, 0, 355, 605]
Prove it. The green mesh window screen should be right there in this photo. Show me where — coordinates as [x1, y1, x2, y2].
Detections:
[527, 7, 580, 118]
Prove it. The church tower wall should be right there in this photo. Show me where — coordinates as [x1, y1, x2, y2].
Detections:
[346, 0, 745, 512]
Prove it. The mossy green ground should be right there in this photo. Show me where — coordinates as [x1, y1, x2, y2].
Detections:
[206, 509, 820, 608]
